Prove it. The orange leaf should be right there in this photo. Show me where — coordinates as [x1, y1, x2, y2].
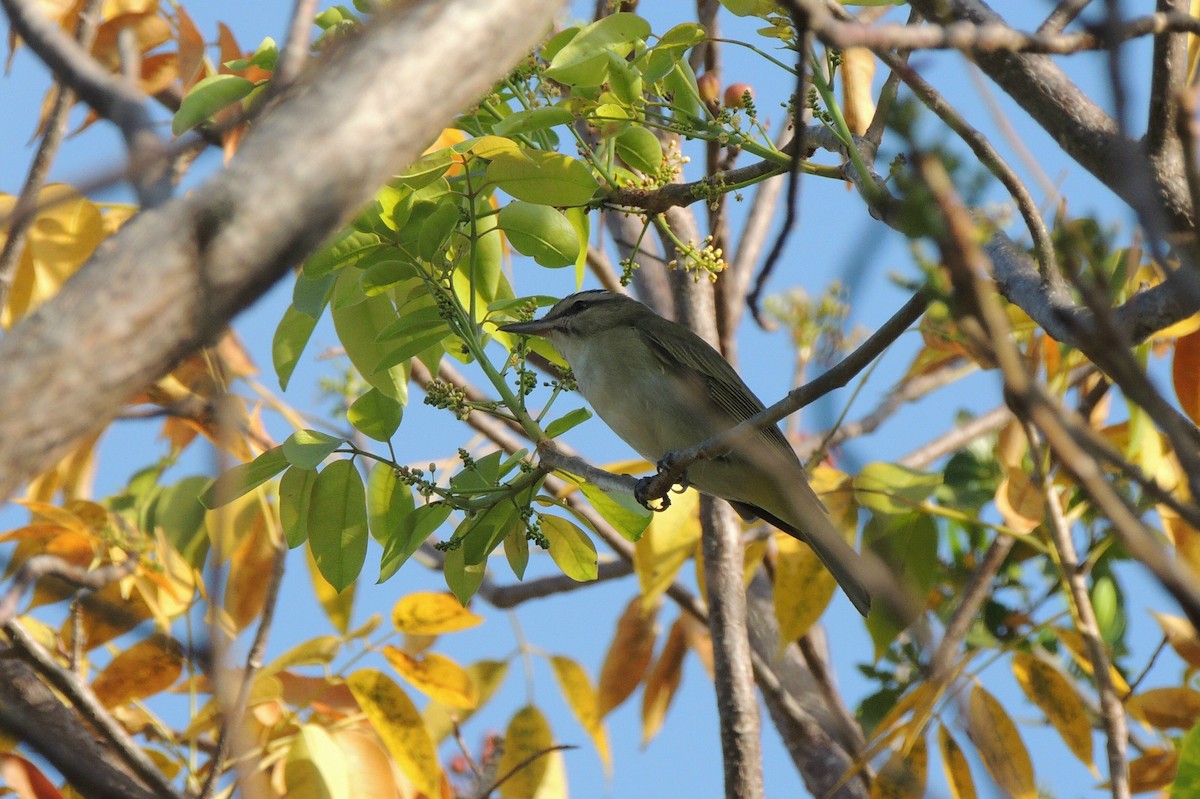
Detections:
[640, 617, 687, 746]
[391, 591, 483, 635]
[994, 468, 1043, 534]
[840, 47, 876, 136]
[91, 633, 183, 707]
[382, 646, 477, 709]
[496, 705, 554, 799]
[966, 684, 1035, 799]
[1128, 687, 1200, 729]
[1152, 611, 1200, 668]
[224, 497, 277, 630]
[1011, 652, 1094, 768]
[937, 724, 977, 799]
[597, 596, 658, 716]
[91, 12, 171, 70]
[331, 727, 401, 799]
[423, 659, 509, 743]
[1128, 747, 1178, 793]
[174, 4, 205, 86]
[549, 655, 609, 772]
[0, 753, 64, 799]
[1175, 329, 1200, 425]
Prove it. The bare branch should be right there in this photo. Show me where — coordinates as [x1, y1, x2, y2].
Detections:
[928, 535, 1015, 681]
[275, 0, 320, 88]
[1038, 0, 1095, 34]
[481, 560, 633, 608]
[0, 556, 135, 626]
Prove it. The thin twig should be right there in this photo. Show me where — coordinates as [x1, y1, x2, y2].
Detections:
[4, 620, 182, 799]
[481, 560, 633, 608]
[479, 744, 576, 796]
[928, 535, 1016, 681]
[1038, 0, 1095, 34]
[898, 405, 1011, 470]
[0, 556, 135, 626]
[275, 0, 319, 88]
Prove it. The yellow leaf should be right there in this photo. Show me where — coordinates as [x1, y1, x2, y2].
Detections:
[225, 497, 278, 630]
[597, 596, 659, 716]
[633, 488, 700, 608]
[679, 613, 714, 678]
[938, 724, 977, 799]
[285, 724, 349, 799]
[307, 539, 354, 634]
[1011, 652, 1094, 768]
[330, 727, 401, 799]
[1177, 329, 1200, 426]
[641, 617, 687, 746]
[391, 591, 483, 635]
[870, 727, 927, 799]
[532, 747, 568, 799]
[91, 633, 183, 707]
[424, 659, 509, 743]
[1152, 611, 1200, 668]
[549, 655, 610, 773]
[1128, 747, 1178, 793]
[966, 684, 1035, 799]
[497, 705, 554, 799]
[841, 47, 876, 136]
[347, 670, 441, 798]
[1128, 686, 1200, 730]
[773, 530, 836, 642]
[382, 646, 478, 709]
[994, 468, 1043, 535]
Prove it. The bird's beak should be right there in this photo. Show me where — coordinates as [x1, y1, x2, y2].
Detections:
[498, 318, 554, 337]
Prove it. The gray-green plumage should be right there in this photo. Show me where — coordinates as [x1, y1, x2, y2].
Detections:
[501, 290, 872, 615]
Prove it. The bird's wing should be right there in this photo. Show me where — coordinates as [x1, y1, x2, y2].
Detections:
[639, 322, 794, 456]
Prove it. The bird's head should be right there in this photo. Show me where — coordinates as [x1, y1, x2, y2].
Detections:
[498, 290, 647, 342]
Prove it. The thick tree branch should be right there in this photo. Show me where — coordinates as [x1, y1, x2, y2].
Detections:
[0, 0, 565, 504]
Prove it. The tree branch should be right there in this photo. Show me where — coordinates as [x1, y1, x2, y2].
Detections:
[0, 0, 566, 504]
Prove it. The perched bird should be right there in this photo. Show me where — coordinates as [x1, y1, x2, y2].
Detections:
[500, 289, 871, 615]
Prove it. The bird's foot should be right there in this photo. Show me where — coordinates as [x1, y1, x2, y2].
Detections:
[634, 475, 672, 512]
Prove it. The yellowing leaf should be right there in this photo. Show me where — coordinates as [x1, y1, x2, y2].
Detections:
[308, 542, 355, 635]
[91, 634, 183, 707]
[994, 468, 1043, 534]
[382, 646, 478, 709]
[1011, 652, 1094, 768]
[641, 617, 687, 746]
[1175, 329, 1200, 425]
[424, 659, 509, 743]
[285, 724, 349, 799]
[1128, 687, 1200, 730]
[598, 596, 659, 716]
[966, 684, 1035, 799]
[347, 669, 441, 799]
[1128, 747, 1178, 793]
[391, 591, 483, 635]
[1152, 611, 1200, 668]
[871, 728, 927, 799]
[541, 516, 597, 581]
[497, 705, 554, 799]
[549, 655, 610, 773]
[938, 724, 977, 799]
[773, 530, 836, 642]
[633, 487, 700, 608]
[841, 47, 876, 136]
[1054, 626, 1131, 696]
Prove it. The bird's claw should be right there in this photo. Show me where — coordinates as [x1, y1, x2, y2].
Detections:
[634, 475, 672, 512]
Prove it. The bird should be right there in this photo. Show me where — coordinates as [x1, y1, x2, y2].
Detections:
[500, 289, 871, 615]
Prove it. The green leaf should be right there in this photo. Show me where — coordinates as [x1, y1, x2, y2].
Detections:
[491, 106, 575, 137]
[418, 200, 461, 263]
[864, 512, 938, 657]
[615, 126, 663, 173]
[1173, 720, 1200, 796]
[348, 388, 404, 442]
[541, 516, 598, 581]
[273, 305, 318, 391]
[308, 460, 369, 593]
[279, 466, 317, 548]
[498, 202, 581, 268]
[202, 447, 288, 508]
[605, 51, 644, 105]
[330, 269, 409, 402]
[545, 408, 592, 438]
[486, 150, 599, 207]
[283, 429, 345, 469]
[304, 228, 381, 278]
[376, 305, 447, 341]
[375, 331, 449, 373]
[717, 0, 778, 16]
[663, 58, 701, 121]
[367, 462, 414, 544]
[639, 22, 706, 83]
[544, 13, 651, 87]
[358, 251, 420, 296]
[396, 149, 453, 190]
[854, 462, 942, 516]
[173, 74, 256, 134]
[379, 502, 451, 583]
[444, 545, 486, 605]
[579, 482, 651, 541]
[154, 476, 211, 567]
[504, 526, 529, 579]
[293, 271, 335, 317]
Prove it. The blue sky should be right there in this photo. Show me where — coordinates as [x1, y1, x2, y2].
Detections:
[0, 2, 1188, 797]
